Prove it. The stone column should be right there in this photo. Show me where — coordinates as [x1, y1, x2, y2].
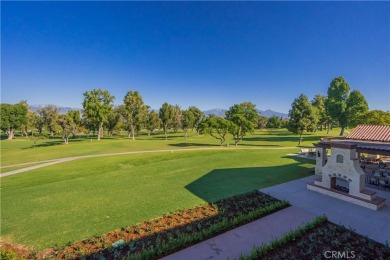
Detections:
[315, 147, 327, 175]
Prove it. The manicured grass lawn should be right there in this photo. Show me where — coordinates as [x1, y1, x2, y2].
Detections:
[1, 149, 313, 250]
[1, 128, 342, 166]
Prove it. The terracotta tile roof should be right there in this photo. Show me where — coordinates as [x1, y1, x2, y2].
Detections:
[346, 125, 390, 142]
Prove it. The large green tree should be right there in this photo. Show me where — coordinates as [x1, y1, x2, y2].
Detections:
[82, 89, 115, 141]
[67, 110, 82, 138]
[146, 110, 161, 136]
[181, 109, 195, 140]
[201, 115, 233, 146]
[188, 106, 205, 136]
[225, 102, 259, 146]
[0, 102, 28, 140]
[58, 114, 75, 144]
[363, 110, 390, 125]
[36, 105, 60, 137]
[159, 103, 174, 140]
[123, 91, 148, 140]
[266, 115, 282, 129]
[172, 105, 182, 133]
[325, 77, 369, 135]
[288, 94, 318, 145]
[105, 106, 121, 137]
[311, 94, 328, 131]
[346, 90, 369, 127]
[257, 115, 268, 129]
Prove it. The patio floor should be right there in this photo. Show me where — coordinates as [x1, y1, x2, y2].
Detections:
[260, 175, 390, 244]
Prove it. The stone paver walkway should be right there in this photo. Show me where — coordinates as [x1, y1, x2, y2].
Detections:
[261, 175, 390, 244]
[163, 206, 316, 260]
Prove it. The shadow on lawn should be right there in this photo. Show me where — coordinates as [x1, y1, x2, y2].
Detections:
[169, 142, 217, 147]
[22, 139, 84, 149]
[243, 135, 321, 144]
[185, 159, 314, 203]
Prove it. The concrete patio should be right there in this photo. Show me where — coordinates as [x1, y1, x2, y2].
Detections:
[261, 175, 390, 244]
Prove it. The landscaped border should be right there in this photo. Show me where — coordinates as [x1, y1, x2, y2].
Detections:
[1, 191, 288, 259]
[240, 215, 390, 259]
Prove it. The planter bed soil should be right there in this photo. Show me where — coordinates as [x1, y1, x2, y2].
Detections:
[243, 217, 390, 260]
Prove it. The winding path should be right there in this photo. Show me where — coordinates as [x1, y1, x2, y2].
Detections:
[0, 146, 298, 178]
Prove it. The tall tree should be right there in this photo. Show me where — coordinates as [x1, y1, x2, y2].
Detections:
[37, 105, 60, 137]
[188, 106, 205, 136]
[201, 116, 233, 146]
[67, 110, 82, 138]
[58, 114, 75, 144]
[257, 115, 269, 129]
[363, 110, 390, 125]
[0, 102, 28, 140]
[346, 90, 369, 128]
[225, 102, 259, 146]
[311, 95, 328, 131]
[266, 115, 282, 129]
[159, 103, 174, 140]
[105, 106, 121, 137]
[123, 91, 148, 140]
[325, 77, 350, 135]
[181, 109, 195, 140]
[146, 110, 161, 136]
[288, 94, 318, 145]
[82, 89, 115, 141]
[172, 105, 182, 133]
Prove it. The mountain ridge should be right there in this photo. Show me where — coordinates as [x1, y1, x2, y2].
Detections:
[29, 105, 288, 118]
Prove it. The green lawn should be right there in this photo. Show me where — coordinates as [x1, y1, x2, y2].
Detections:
[1, 149, 313, 250]
[0, 128, 342, 166]
[1, 128, 342, 250]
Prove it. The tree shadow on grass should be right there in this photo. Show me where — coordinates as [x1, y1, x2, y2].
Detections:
[237, 143, 281, 147]
[168, 143, 217, 148]
[243, 135, 321, 144]
[22, 139, 84, 149]
[185, 161, 314, 203]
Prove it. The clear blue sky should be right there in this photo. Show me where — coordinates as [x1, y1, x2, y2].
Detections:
[2, 1, 389, 113]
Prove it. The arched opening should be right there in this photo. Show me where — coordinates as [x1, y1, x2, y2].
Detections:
[330, 176, 349, 193]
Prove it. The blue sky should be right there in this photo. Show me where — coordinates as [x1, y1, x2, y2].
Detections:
[2, 1, 389, 113]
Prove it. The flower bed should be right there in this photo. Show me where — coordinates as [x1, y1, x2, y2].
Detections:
[2, 191, 288, 259]
[241, 216, 390, 259]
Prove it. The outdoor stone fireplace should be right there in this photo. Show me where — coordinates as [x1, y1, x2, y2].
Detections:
[308, 142, 386, 210]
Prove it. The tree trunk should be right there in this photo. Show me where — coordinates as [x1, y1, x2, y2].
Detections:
[184, 129, 187, 140]
[7, 130, 14, 140]
[340, 127, 345, 136]
[164, 124, 168, 140]
[148, 131, 151, 136]
[131, 125, 136, 140]
[298, 132, 302, 145]
[98, 123, 103, 141]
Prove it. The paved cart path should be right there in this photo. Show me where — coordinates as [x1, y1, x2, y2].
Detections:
[163, 206, 316, 260]
[1, 146, 297, 177]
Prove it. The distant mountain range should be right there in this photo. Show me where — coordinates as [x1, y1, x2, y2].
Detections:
[204, 108, 288, 119]
[29, 105, 80, 114]
[29, 105, 288, 119]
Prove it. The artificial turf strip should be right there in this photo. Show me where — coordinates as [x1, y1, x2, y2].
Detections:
[1, 149, 313, 249]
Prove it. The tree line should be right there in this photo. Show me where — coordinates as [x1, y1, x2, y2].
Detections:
[287, 76, 390, 144]
[1, 76, 389, 145]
